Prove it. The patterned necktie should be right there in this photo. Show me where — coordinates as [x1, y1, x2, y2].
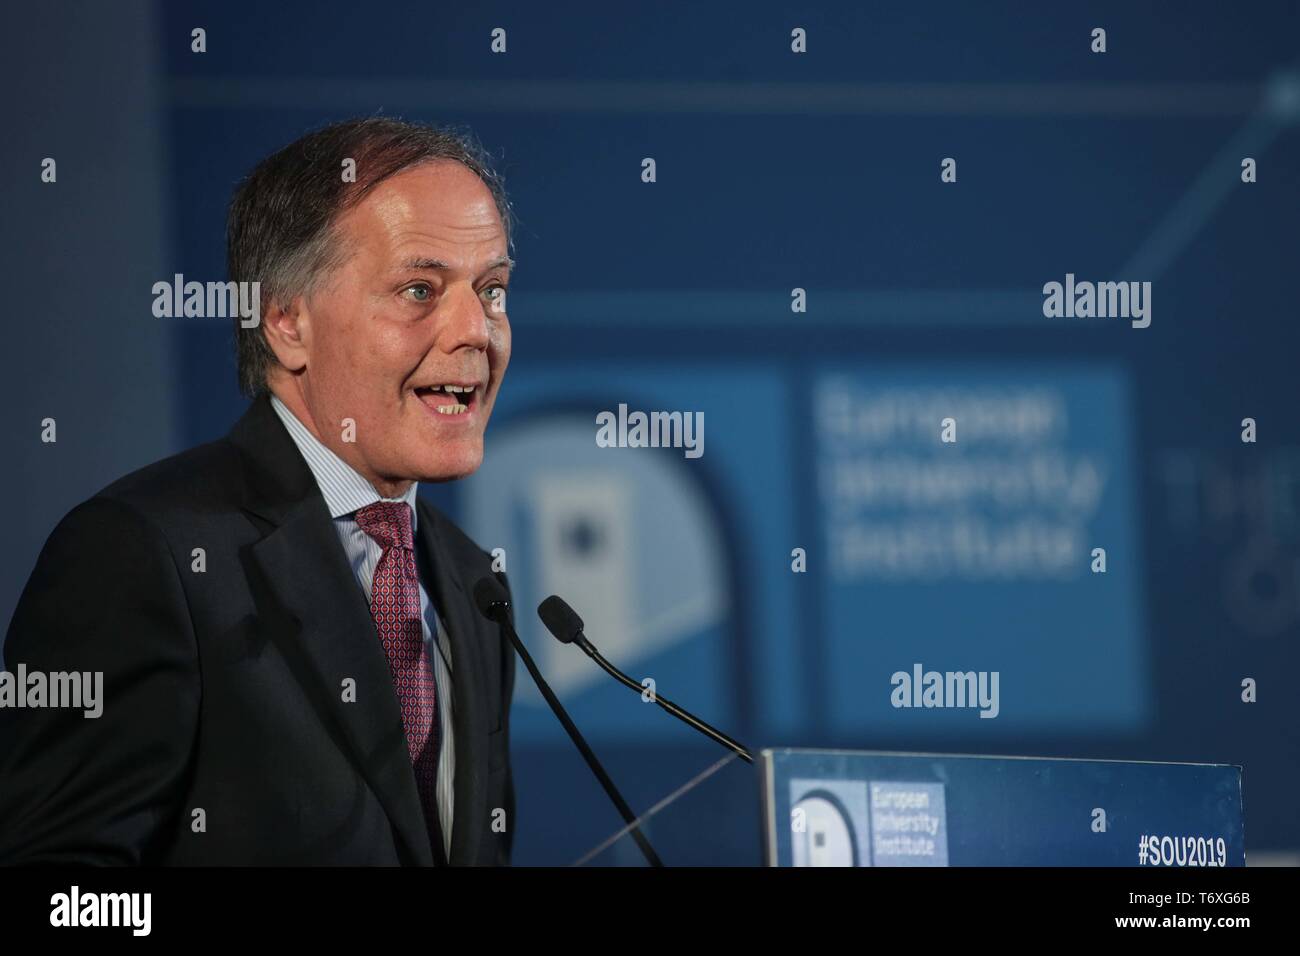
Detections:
[354, 501, 442, 858]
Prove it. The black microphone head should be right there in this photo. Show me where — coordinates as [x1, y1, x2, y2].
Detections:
[537, 595, 584, 644]
[473, 577, 510, 620]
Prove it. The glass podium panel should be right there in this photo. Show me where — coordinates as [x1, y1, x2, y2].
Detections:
[574, 752, 761, 866]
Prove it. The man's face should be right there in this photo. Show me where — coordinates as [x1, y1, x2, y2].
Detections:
[273, 160, 511, 489]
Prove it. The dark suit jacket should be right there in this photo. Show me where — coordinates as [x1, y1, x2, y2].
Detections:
[0, 396, 515, 865]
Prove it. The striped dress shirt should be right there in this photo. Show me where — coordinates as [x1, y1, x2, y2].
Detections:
[270, 395, 455, 858]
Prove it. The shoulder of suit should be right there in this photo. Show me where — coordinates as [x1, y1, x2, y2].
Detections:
[88, 435, 245, 522]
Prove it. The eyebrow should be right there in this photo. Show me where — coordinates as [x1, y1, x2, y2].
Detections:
[399, 254, 515, 274]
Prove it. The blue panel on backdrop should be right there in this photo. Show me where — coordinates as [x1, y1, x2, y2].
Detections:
[459, 364, 802, 744]
[814, 363, 1149, 736]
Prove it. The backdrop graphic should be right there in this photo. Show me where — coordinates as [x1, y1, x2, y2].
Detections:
[4, 1, 1298, 865]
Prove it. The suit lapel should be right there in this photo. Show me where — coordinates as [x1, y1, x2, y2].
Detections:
[231, 398, 434, 867]
[416, 499, 489, 866]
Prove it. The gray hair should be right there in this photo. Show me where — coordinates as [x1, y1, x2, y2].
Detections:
[226, 117, 515, 397]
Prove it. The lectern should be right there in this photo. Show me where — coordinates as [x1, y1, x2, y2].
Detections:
[576, 749, 1245, 867]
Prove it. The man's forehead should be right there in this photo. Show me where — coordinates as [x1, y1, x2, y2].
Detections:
[344, 163, 505, 259]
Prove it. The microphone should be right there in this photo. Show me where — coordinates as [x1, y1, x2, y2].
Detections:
[537, 595, 753, 764]
[472, 577, 663, 867]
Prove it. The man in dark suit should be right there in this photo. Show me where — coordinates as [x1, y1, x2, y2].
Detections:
[0, 118, 517, 865]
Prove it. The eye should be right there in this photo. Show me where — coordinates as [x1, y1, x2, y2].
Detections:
[402, 282, 433, 303]
[481, 283, 508, 308]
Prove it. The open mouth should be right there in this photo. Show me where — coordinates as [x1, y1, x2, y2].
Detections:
[414, 383, 479, 416]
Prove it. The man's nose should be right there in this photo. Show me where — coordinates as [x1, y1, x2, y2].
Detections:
[437, 282, 492, 351]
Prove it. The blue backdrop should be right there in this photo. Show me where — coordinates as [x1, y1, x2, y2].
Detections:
[5, 0, 1298, 865]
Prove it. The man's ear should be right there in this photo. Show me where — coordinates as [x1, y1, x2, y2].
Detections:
[261, 295, 310, 374]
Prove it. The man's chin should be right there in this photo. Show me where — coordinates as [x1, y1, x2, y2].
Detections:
[408, 447, 483, 484]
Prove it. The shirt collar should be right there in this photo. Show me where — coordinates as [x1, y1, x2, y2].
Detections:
[269, 394, 420, 526]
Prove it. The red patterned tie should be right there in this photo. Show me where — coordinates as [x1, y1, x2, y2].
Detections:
[354, 501, 441, 856]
